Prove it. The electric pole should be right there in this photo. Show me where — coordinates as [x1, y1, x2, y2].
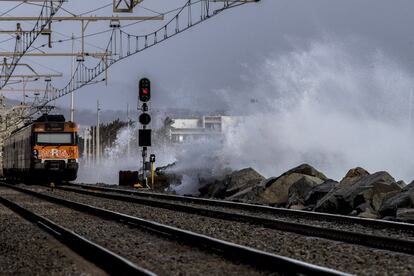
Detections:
[70, 33, 75, 122]
[127, 103, 130, 157]
[96, 100, 100, 164]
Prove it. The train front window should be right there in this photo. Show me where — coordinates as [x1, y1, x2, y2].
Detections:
[36, 133, 74, 145]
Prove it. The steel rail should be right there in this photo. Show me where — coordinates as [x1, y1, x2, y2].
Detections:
[57, 184, 414, 255]
[0, 195, 155, 276]
[66, 183, 414, 233]
[0, 183, 348, 276]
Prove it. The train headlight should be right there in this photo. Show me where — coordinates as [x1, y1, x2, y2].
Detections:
[32, 149, 38, 157]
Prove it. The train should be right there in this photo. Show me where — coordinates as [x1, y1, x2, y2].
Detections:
[2, 114, 79, 183]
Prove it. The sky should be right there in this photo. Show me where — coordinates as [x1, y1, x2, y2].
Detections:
[1, 0, 414, 113]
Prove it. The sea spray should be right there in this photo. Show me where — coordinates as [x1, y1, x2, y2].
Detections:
[167, 38, 414, 192]
[78, 38, 414, 189]
[76, 123, 176, 184]
[219, 38, 414, 181]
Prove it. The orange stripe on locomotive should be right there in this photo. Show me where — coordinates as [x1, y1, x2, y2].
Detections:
[33, 121, 79, 160]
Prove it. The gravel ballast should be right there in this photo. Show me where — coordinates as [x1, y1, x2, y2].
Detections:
[28, 185, 414, 275]
[1, 187, 273, 276]
[0, 197, 107, 276]
[71, 185, 414, 241]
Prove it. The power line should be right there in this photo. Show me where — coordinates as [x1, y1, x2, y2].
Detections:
[42, 0, 252, 106]
[78, 2, 113, 16]
[31, 3, 196, 49]
[0, 1, 24, 17]
[0, 1, 65, 89]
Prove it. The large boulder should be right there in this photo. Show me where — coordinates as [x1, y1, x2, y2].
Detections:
[226, 185, 265, 203]
[287, 176, 326, 208]
[259, 174, 324, 206]
[198, 178, 227, 198]
[279, 163, 328, 181]
[355, 202, 378, 219]
[199, 168, 264, 199]
[315, 171, 401, 215]
[396, 208, 414, 222]
[338, 167, 370, 188]
[255, 164, 326, 206]
[313, 167, 369, 213]
[225, 168, 265, 195]
[378, 181, 414, 217]
[304, 179, 337, 207]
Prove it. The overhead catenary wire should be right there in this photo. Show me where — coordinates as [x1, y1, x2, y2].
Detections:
[0, 1, 65, 89]
[28, 2, 198, 48]
[0, 1, 24, 17]
[1, 0, 256, 127]
[41, 0, 249, 104]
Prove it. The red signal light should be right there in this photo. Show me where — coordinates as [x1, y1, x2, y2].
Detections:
[139, 78, 151, 102]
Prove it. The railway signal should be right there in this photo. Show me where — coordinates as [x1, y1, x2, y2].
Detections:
[138, 129, 151, 147]
[139, 113, 151, 125]
[138, 77, 153, 188]
[139, 78, 151, 102]
[150, 154, 156, 188]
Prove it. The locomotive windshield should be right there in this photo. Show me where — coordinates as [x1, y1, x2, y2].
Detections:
[36, 133, 74, 145]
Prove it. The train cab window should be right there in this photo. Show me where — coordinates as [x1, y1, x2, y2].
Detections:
[36, 133, 74, 145]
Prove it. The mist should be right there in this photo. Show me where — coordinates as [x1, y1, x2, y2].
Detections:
[76, 36, 414, 188]
[171, 37, 414, 189]
[226, 37, 414, 181]
[76, 126, 137, 184]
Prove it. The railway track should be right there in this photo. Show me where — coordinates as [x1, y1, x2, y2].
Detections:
[65, 183, 414, 232]
[0, 183, 346, 276]
[56, 183, 414, 255]
[0, 194, 153, 276]
[0, 201, 108, 275]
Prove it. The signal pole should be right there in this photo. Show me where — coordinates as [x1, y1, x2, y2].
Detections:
[96, 100, 100, 164]
[70, 33, 75, 122]
[83, 128, 87, 164]
[91, 126, 95, 164]
[138, 78, 152, 188]
[127, 103, 130, 157]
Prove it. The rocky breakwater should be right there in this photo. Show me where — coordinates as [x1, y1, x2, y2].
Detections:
[198, 164, 414, 223]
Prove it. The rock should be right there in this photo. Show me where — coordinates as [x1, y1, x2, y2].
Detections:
[341, 171, 399, 212]
[259, 173, 324, 206]
[358, 210, 379, 219]
[355, 202, 378, 218]
[157, 173, 182, 191]
[378, 181, 414, 217]
[372, 190, 400, 212]
[289, 204, 305, 210]
[396, 208, 414, 222]
[403, 181, 414, 192]
[286, 176, 325, 207]
[226, 185, 265, 203]
[225, 168, 265, 195]
[396, 180, 407, 188]
[315, 171, 400, 215]
[338, 167, 370, 188]
[198, 168, 264, 199]
[198, 178, 227, 198]
[279, 164, 328, 181]
[304, 179, 337, 206]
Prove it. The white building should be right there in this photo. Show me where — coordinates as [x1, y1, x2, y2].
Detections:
[168, 115, 237, 143]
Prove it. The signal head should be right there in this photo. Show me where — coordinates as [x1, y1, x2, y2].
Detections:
[139, 113, 151, 125]
[139, 78, 151, 102]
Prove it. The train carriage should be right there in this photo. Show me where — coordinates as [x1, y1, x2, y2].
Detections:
[3, 114, 79, 182]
